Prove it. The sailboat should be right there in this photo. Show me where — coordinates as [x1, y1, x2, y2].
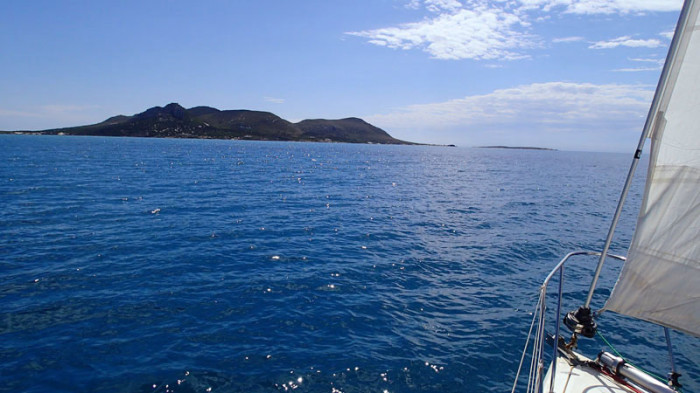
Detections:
[512, 0, 699, 392]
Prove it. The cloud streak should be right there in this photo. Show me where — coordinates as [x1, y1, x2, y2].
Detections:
[370, 82, 652, 126]
[264, 97, 286, 104]
[347, 0, 680, 61]
[520, 0, 681, 14]
[552, 36, 585, 43]
[347, 2, 536, 60]
[0, 104, 102, 130]
[590, 35, 664, 49]
[613, 56, 665, 71]
[367, 82, 654, 149]
[0, 108, 41, 119]
[563, 0, 681, 15]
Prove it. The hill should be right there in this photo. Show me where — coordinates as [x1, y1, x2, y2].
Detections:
[29, 103, 415, 145]
[295, 118, 400, 144]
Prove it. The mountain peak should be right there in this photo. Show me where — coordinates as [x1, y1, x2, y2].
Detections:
[164, 102, 185, 112]
[136, 103, 188, 120]
[186, 106, 220, 117]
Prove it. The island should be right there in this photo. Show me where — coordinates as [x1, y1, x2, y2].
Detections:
[3, 103, 417, 145]
[477, 146, 556, 151]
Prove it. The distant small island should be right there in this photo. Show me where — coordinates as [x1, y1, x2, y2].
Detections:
[3, 103, 418, 145]
[478, 146, 556, 151]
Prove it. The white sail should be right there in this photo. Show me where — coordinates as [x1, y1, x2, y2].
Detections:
[604, 0, 700, 338]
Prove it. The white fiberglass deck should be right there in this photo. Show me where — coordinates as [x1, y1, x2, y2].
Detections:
[542, 357, 634, 393]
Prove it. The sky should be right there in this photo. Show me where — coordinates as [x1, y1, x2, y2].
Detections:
[0, 0, 684, 152]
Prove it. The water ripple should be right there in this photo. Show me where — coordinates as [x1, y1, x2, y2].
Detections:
[1, 136, 695, 393]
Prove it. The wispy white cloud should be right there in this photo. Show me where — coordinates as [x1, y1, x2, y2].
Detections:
[347, 4, 536, 60]
[614, 67, 664, 72]
[1, 105, 96, 119]
[613, 56, 664, 71]
[0, 104, 102, 130]
[405, 0, 422, 10]
[424, 0, 462, 12]
[660, 30, 675, 39]
[563, 0, 681, 15]
[347, 0, 680, 61]
[264, 97, 285, 104]
[41, 104, 99, 116]
[367, 82, 653, 148]
[589, 35, 663, 49]
[629, 56, 665, 63]
[0, 108, 41, 118]
[521, 0, 681, 14]
[552, 36, 585, 43]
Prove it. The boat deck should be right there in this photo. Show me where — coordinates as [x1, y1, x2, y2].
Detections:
[542, 356, 636, 393]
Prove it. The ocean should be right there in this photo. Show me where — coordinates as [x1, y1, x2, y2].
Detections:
[1, 135, 697, 393]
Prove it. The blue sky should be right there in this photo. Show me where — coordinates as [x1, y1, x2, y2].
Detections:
[0, 0, 683, 151]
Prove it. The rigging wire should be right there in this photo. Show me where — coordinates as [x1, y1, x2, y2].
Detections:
[510, 290, 545, 393]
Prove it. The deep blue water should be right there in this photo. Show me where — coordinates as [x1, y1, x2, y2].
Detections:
[1, 135, 697, 393]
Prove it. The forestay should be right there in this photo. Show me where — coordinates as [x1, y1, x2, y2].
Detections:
[604, 0, 700, 338]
